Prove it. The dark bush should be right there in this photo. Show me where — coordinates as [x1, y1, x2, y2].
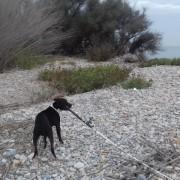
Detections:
[129, 32, 161, 54]
[55, 0, 161, 57]
[86, 43, 114, 62]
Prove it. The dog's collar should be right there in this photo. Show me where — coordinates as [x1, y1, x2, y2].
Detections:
[50, 105, 58, 112]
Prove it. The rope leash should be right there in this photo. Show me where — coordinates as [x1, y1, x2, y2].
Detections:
[68, 108, 175, 180]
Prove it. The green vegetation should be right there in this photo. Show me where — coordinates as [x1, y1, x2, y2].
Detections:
[121, 77, 152, 89]
[39, 65, 130, 94]
[14, 53, 48, 70]
[141, 58, 180, 67]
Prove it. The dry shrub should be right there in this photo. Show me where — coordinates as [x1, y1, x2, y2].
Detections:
[0, 0, 68, 71]
[86, 44, 114, 62]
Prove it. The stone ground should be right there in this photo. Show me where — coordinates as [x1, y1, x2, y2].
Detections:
[0, 58, 180, 180]
[0, 56, 134, 107]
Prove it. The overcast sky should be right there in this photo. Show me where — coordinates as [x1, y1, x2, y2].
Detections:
[128, 0, 180, 47]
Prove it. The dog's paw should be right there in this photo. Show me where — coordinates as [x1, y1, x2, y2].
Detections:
[60, 140, 64, 144]
[32, 153, 38, 159]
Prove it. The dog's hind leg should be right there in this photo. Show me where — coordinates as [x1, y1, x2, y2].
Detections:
[56, 125, 63, 144]
[33, 133, 40, 159]
[48, 129, 56, 158]
[43, 136, 47, 149]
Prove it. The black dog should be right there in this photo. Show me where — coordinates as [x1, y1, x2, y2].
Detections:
[33, 97, 72, 158]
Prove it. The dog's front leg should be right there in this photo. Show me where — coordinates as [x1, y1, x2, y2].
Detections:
[48, 129, 56, 158]
[56, 125, 63, 144]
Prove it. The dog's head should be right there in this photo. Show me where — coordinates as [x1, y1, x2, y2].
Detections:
[53, 96, 72, 110]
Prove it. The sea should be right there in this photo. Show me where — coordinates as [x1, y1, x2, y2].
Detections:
[149, 46, 180, 59]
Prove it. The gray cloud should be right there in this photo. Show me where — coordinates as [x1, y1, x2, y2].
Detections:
[129, 0, 180, 46]
[129, 0, 180, 13]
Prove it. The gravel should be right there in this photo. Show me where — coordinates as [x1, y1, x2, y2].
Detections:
[0, 63, 180, 179]
[0, 57, 135, 108]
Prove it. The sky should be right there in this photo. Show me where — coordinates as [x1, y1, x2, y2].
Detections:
[128, 0, 180, 47]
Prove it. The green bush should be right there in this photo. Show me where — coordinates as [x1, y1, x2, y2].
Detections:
[86, 44, 114, 62]
[39, 65, 130, 94]
[140, 58, 180, 67]
[14, 53, 48, 70]
[121, 77, 152, 89]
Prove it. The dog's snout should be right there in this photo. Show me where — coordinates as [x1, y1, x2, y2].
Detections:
[68, 103, 72, 108]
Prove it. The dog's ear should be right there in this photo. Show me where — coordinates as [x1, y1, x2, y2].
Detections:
[68, 103, 72, 108]
[53, 102, 59, 109]
[53, 95, 64, 102]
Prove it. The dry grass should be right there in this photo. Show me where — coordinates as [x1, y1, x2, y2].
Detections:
[0, 0, 68, 71]
[14, 53, 49, 70]
[140, 58, 180, 67]
[86, 44, 114, 62]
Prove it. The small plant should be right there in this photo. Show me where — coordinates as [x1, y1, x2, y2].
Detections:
[121, 76, 152, 89]
[39, 65, 130, 94]
[140, 58, 180, 67]
[86, 44, 114, 62]
[14, 52, 48, 70]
